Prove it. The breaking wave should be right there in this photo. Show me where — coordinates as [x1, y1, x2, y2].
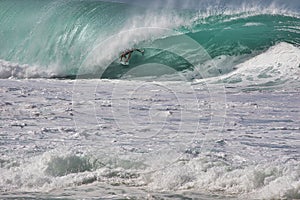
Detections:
[0, 0, 299, 84]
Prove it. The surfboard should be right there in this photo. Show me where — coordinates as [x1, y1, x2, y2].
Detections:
[120, 61, 129, 66]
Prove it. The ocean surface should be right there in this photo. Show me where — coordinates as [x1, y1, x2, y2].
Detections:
[0, 0, 299, 199]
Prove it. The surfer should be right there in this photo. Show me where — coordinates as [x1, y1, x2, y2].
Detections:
[120, 48, 144, 62]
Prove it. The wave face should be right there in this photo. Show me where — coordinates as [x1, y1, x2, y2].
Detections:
[0, 0, 299, 80]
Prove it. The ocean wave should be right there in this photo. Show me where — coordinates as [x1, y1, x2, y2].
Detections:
[193, 42, 300, 89]
[0, 0, 299, 82]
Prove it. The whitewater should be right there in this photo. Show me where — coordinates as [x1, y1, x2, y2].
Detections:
[0, 0, 300, 199]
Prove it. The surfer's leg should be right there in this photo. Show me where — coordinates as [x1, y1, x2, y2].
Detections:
[125, 53, 131, 62]
[120, 53, 125, 61]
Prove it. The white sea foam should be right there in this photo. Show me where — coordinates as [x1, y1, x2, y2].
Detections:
[243, 22, 265, 27]
[0, 148, 298, 199]
[194, 42, 300, 89]
[148, 155, 300, 199]
[0, 76, 299, 199]
[228, 42, 300, 86]
[0, 59, 65, 79]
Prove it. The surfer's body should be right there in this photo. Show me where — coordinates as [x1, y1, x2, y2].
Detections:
[120, 48, 144, 62]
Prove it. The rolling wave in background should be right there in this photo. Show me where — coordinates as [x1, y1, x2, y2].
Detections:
[0, 0, 299, 83]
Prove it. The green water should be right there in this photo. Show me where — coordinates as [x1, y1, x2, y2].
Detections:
[0, 0, 299, 78]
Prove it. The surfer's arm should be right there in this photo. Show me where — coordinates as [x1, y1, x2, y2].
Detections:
[135, 49, 144, 55]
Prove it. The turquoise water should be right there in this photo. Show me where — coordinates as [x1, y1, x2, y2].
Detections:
[0, 0, 299, 79]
